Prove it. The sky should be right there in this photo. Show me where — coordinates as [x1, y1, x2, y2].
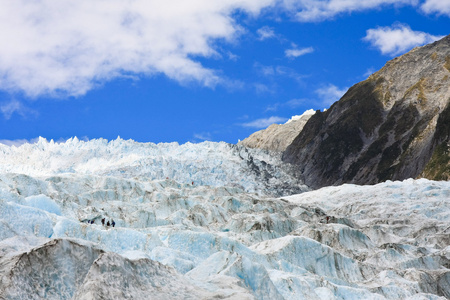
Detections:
[0, 0, 449, 146]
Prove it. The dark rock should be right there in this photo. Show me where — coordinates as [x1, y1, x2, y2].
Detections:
[283, 35, 450, 188]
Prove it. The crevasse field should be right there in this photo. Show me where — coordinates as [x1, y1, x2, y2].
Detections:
[0, 138, 449, 299]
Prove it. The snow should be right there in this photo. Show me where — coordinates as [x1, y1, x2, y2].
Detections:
[285, 109, 316, 124]
[0, 137, 307, 197]
[0, 139, 449, 299]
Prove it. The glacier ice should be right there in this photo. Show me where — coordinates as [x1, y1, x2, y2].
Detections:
[0, 138, 449, 299]
[0, 137, 307, 197]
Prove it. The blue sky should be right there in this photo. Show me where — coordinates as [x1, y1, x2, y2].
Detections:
[0, 0, 448, 145]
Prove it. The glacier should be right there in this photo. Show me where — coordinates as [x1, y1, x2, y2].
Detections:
[0, 138, 449, 299]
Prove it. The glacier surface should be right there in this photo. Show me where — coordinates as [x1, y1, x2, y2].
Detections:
[0, 138, 449, 299]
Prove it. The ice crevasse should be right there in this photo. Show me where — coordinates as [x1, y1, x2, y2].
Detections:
[0, 138, 449, 299]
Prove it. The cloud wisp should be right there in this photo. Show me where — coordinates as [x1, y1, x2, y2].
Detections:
[241, 116, 288, 129]
[254, 63, 307, 83]
[0, 0, 275, 98]
[288, 0, 417, 22]
[0, 100, 38, 120]
[0, 137, 40, 147]
[257, 26, 276, 40]
[285, 46, 314, 58]
[265, 98, 307, 112]
[363, 24, 444, 56]
[193, 132, 213, 141]
[315, 84, 348, 106]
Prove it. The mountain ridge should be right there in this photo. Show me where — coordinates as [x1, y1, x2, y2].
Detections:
[238, 109, 316, 152]
[281, 34, 450, 188]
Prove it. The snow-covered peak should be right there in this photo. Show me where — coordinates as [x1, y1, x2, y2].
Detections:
[285, 109, 316, 124]
[239, 109, 316, 152]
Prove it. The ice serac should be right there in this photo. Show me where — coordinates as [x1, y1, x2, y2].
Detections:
[0, 138, 449, 299]
[0, 239, 104, 299]
[0, 139, 307, 197]
[283, 35, 450, 188]
[239, 109, 316, 152]
[74, 252, 212, 299]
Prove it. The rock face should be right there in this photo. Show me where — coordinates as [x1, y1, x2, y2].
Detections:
[239, 110, 315, 152]
[283, 35, 450, 188]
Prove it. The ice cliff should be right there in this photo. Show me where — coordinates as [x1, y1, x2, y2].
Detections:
[0, 138, 449, 299]
[0, 137, 307, 197]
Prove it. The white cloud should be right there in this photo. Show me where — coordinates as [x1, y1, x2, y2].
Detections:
[193, 132, 212, 141]
[257, 26, 276, 40]
[363, 24, 444, 56]
[226, 52, 239, 61]
[255, 64, 276, 76]
[0, 0, 275, 98]
[265, 103, 281, 112]
[265, 98, 306, 112]
[286, 98, 307, 108]
[254, 63, 306, 83]
[254, 83, 274, 94]
[421, 0, 450, 16]
[241, 116, 288, 128]
[289, 0, 417, 22]
[1, 100, 38, 119]
[315, 84, 348, 106]
[0, 137, 40, 147]
[285, 46, 314, 58]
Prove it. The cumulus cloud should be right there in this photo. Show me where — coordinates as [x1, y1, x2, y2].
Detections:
[421, 0, 450, 16]
[363, 24, 444, 56]
[257, 26, 276, 40]
[241, 116, 288, 128]
[288, 0, 417, 22]
[315, 84, 348, 106]
[0, 0, 275, 98]
[285, 46, 314, 58]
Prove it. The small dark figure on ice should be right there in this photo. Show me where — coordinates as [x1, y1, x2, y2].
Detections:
[107, 221, 110, 226]
[112, 220, 115, 227]
[101, 218, 105, 226]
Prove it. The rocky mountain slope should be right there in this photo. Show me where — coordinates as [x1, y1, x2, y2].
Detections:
[283, 34, 450, 188]
[239, 110, 316, 152]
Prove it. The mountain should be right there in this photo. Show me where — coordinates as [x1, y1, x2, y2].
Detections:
[0, 140, 449, 299]
[239, 109, 316, 152]
[1, 35, 450, 299]
[283, 35, 450, 188]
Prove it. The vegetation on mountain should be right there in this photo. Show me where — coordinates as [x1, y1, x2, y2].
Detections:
[281, 35, 450, 188]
